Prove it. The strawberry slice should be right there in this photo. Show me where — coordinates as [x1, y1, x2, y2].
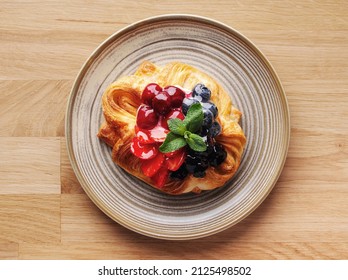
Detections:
[161, 109, 185, 130]
[141, 152, 165, 177]
[148, 124, 168, 142]
[166, 149, 186, 171]
[151, 166, 169, 188]
[130, 137, 158, 160]
[135, 126, 156, 144]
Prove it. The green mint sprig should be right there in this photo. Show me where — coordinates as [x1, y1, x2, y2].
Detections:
[159, 103, 207, 153]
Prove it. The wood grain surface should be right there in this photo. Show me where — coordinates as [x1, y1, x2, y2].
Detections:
[0, 0, 347, 259]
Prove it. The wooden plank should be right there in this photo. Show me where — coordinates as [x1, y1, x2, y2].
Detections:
[0, 195, 60, 243]
[60, 184, 348, 243]
[0, 80, 72, 137]
[0, 243, 19, 260]
[18, 242, 348, 260]
[0, 137, 60, 194]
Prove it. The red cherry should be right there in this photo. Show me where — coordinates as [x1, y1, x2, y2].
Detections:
[141, 152, 165, 177]
[160, 108, 185, 130]
[151, 166, 169, 188]
[152, 91, 172, 115]
[130, 137, 158, 160]
[135, 127, 156, 144]
[164, 86, 185, 108]
[166, 149, 186, 171]
[136, 105, 158, 130]
[141, 83, 162, 106]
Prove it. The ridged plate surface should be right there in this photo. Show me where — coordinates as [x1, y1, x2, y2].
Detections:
[66, 14, 290, 240]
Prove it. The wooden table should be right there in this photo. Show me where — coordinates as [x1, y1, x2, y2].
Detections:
[1, 0, 347, 260]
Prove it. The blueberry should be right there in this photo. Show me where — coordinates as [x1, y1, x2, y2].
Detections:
[192, 84, 211, 102]
[210, 121, 221, 137]
[202, 101, 218, 118]
[182, 98, 200, 115]
[209, 144, 227, 167]
[202, 108, 214, 129]
[170, 164, 188, 180]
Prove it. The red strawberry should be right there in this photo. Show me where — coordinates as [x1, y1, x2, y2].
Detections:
[135, 126, 156, 144]
[130, 137, 158, 160]
[148, 124, 168, 142]
[166, 149, 186, 171]
[141, 152, 165, 177]
[151, 166, 169, 188]
[161, 108, 185, 130]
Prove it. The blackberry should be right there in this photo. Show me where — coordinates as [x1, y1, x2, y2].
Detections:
[185, 153, 209, 174]
[170, 163, 189, 180]
[209, 143, 227, 167]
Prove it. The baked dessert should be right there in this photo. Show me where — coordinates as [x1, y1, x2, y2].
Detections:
[98, 61, 246, 194]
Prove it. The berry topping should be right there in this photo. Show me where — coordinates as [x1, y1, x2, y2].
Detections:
[202, 101, 218, 118]
[210, 121, 221, 137]
[136, 105, 158, 130]
[192, 83, 211, 102]
[152, 91, 172, 115]
[141, 152, 165, 177]
[151, 166, 170, 188]
[166, 149, 186, 171]
[185, 152, 209, 178]
[148, 125, 169, 142]
[135, 128, 156, 144]
[161, 108, 185, 129]
[182, 98, 200, 115]
[170, 163, 188, 180]
[132, 82, 227, 186]
[142, 83, 162, 106]
[209, 143, 227, 167]
[130, 137, 158, 160]
[164, 86, 185, 108]
[202, 108, 214, 129]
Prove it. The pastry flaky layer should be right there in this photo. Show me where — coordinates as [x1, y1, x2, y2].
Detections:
[98, 61, 246, 195]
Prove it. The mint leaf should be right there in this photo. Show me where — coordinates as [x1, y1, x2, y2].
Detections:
[159, 132, 187, 153]
[186, 133, 207, 152]
[183, 103, 203, 133]
[168, 118, 186, 136]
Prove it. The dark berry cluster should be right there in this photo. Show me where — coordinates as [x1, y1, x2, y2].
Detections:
[171, 84, 227, 179]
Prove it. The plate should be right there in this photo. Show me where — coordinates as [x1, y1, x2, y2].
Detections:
[66, 14, 290, 240]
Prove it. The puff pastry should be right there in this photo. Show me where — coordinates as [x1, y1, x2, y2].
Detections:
[98, 61, 246, 194]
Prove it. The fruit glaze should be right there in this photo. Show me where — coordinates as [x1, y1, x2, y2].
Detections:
[130, 83, 227, 188]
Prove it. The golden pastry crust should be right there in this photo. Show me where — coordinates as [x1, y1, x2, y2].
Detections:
[98, 61, 246, 194]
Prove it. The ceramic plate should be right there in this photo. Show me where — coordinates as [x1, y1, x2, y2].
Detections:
[66, 14, 290, 240]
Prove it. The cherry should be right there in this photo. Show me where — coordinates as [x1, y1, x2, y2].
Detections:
[152, 91, 172, 115]
[141, 83, 162, 106]
[164, 86, 185, 108]
[130, 137, 158, 160]
[136, 105, 158, 130]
